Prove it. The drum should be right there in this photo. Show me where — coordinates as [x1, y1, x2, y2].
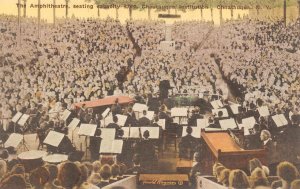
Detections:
[18, 150, 47, 172]
[43, 154, 68, 164]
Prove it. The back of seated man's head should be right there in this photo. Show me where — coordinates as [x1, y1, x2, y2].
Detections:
[29, 166, 50, 187]
[277, 161, 299, 184]
[143, 110, 147, 116]
[100, 164, 111, 181]
[0, 174, 26, 189]
[92, 161, 102, 173]
[111, 164, 120, 178]
[186, 126, 193, 135]
[44, 164, 58, 182]
[218, 111, 223, 118]
[143, 130, 150, 139]
[58, 162, 81, 188]
[113, 116, 118, 123]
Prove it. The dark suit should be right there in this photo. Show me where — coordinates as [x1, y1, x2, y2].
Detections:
[179, 134, 198, 159]
[136, 139, 156, 164]
[89, 137, 102, 161]
[125, 112, 137, 126]
[264, 139, 278, 175]
[107, 123, 120, 129]
[188, 113, 203, 126]
[138, 116, 151, 126]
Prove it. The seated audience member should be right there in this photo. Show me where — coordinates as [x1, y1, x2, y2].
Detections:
[216, 166, 227, 183]
[118, 163, 127, 179]
[229, 169, 250, 189]
[82, 162, 93, 177]
[179, 126, 198, 159]
[249, 158, 270, 177]
[107, 116, 120, 129]
[218, 169, 230, 187]
[87, 161, 102, 185]
[250, 168, 270, 189]
[127, 154, 146, 175]
[271, 161, 299, 189]
[44, 164, 64, 189]
[190, 152, 205, 185]
[110, 164, 120, 182]
[29, 166, 50, 189]
[0, 174, 27, 189]
[97, 164, 111, 188]
[58, 162, 81, 189]
[138, 110, 151, 126]
[75, 164, 99, 189]
[213, 162, 225, 177]
[0, 159, 7, 180]
[291, 179, 300, 189]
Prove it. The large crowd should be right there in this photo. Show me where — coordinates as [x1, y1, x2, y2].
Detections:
[0, 12, 300, 189]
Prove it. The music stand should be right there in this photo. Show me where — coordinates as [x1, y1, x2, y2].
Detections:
[4, 133, 23, 149]
[43, 131, 65, 153]
[219, 118, 238, 130]
[171, 107, 188, 125]
[115, 114, 128, 127]
[67, 118, 80, 143]
[12, 112, 23, 133]
[99, 139, 123, 154]
[78, 124, 97, 158]
[102, 108, 111, 126]
[17, 114, 30, 151]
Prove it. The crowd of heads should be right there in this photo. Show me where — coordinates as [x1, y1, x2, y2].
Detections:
[0, 158, 127, 189]
[210, 160, 300, 189]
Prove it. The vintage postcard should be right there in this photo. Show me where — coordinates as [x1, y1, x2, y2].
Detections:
[0, 0, 299, 189]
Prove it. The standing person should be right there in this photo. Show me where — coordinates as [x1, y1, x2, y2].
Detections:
[260, 130, 278, 175]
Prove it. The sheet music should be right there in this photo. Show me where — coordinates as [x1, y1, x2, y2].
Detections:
[122, 127, 140, 138]
[116, 114, 128, 127]
[18, 114, 30, 126]
[197, 119, 209, 129]
[157, 119, 166, 130]
[204, 128, 222, 131]
[61, 109, 71, 121]
[219, 118, 237, 130]
[272, 114, 288, 127]
[211, 100, 223, 109]
[212, 108, 229, 118]
[140, 127, 160, 139]
[78, 124, 97, 136]
[171, 107, 188, 117]
[100, 128, 116, 140]
[43, 131, 65, 147]
[133, 103, 148, 112]
[242, 117, 256, 129]
[258, 106, 270, 117]
[145, 111, 155, 120]
[100, 139, 123, 154]
[12, 112, 23, 123]
[102, 108, 110, 118]
[182, 126, 201, 138]
[67, 118, 80, 131]
[4, 133, 23, 148]
[102, 115, 113, 127]
[230, 104, 241, 114]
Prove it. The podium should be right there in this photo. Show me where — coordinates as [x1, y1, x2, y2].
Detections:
[201, 130, 267, 174]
